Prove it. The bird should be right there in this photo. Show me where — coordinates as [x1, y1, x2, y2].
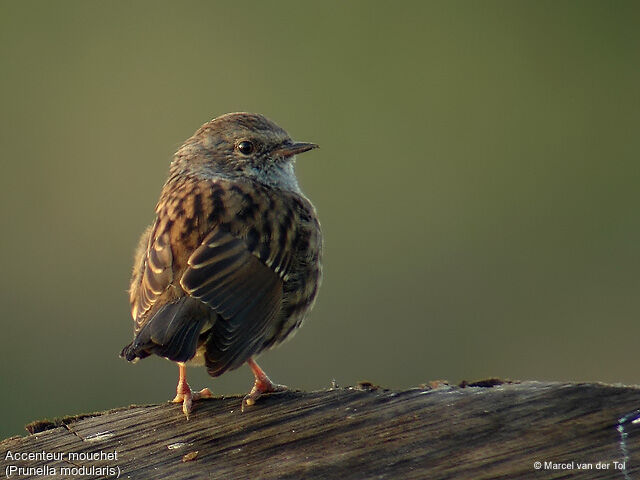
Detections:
[120, 112, 322, 418]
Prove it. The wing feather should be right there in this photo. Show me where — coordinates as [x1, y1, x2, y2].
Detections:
[125, 179, 305, 372]
[130, 227, 174, 330]
[181, 227, 283, 375]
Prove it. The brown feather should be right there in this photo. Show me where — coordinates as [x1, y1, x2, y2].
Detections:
[123, 112, 322, 379]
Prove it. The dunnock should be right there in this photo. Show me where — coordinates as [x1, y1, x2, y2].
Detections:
[121, 112, 322, 417]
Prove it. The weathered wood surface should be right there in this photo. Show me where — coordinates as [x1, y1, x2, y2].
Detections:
[2, 381, 640, 479]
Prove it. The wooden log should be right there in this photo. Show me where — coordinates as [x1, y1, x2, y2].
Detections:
[2, 381, 640, 479]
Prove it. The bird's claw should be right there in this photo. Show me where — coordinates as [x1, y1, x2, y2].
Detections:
[172, 386, 213, 420]
[241, 381, 287, 412]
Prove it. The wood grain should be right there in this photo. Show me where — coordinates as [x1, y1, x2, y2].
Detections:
[2, 381, 640, 479]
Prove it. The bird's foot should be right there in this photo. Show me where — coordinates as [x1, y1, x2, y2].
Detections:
[241, 379, 287, 412]
[172, 383, 213, 420]
[242, 358, 287, 412]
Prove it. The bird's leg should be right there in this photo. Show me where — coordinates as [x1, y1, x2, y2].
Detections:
[171, 363, 213, 419]
[242, 358, 288, 411]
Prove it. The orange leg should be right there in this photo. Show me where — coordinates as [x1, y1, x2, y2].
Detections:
[242, 358, 288, 411]
[171, 363, 213, 419]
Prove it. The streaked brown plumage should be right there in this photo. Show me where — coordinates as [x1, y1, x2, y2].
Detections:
[121, 112, 322, 417]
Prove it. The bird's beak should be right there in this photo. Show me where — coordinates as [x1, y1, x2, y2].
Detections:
[273, 141, 319, 158]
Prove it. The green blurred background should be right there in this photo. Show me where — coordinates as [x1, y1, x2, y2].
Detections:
[1, 1, 639, 439]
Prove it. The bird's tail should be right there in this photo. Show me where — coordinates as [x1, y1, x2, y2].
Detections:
[120, 297, 209, 363]
[120, 342, 148, 362]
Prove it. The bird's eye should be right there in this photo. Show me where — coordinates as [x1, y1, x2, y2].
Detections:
[237, 141, 255, 155]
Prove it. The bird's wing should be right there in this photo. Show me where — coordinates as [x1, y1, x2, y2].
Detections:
[124, 218, 209, 363]
[130, 223, 174, 332]
[127, 179, 298, 370]
[180, 225, 284, 375]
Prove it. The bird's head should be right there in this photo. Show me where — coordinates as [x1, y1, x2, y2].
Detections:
[171, 112, 318, 191]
